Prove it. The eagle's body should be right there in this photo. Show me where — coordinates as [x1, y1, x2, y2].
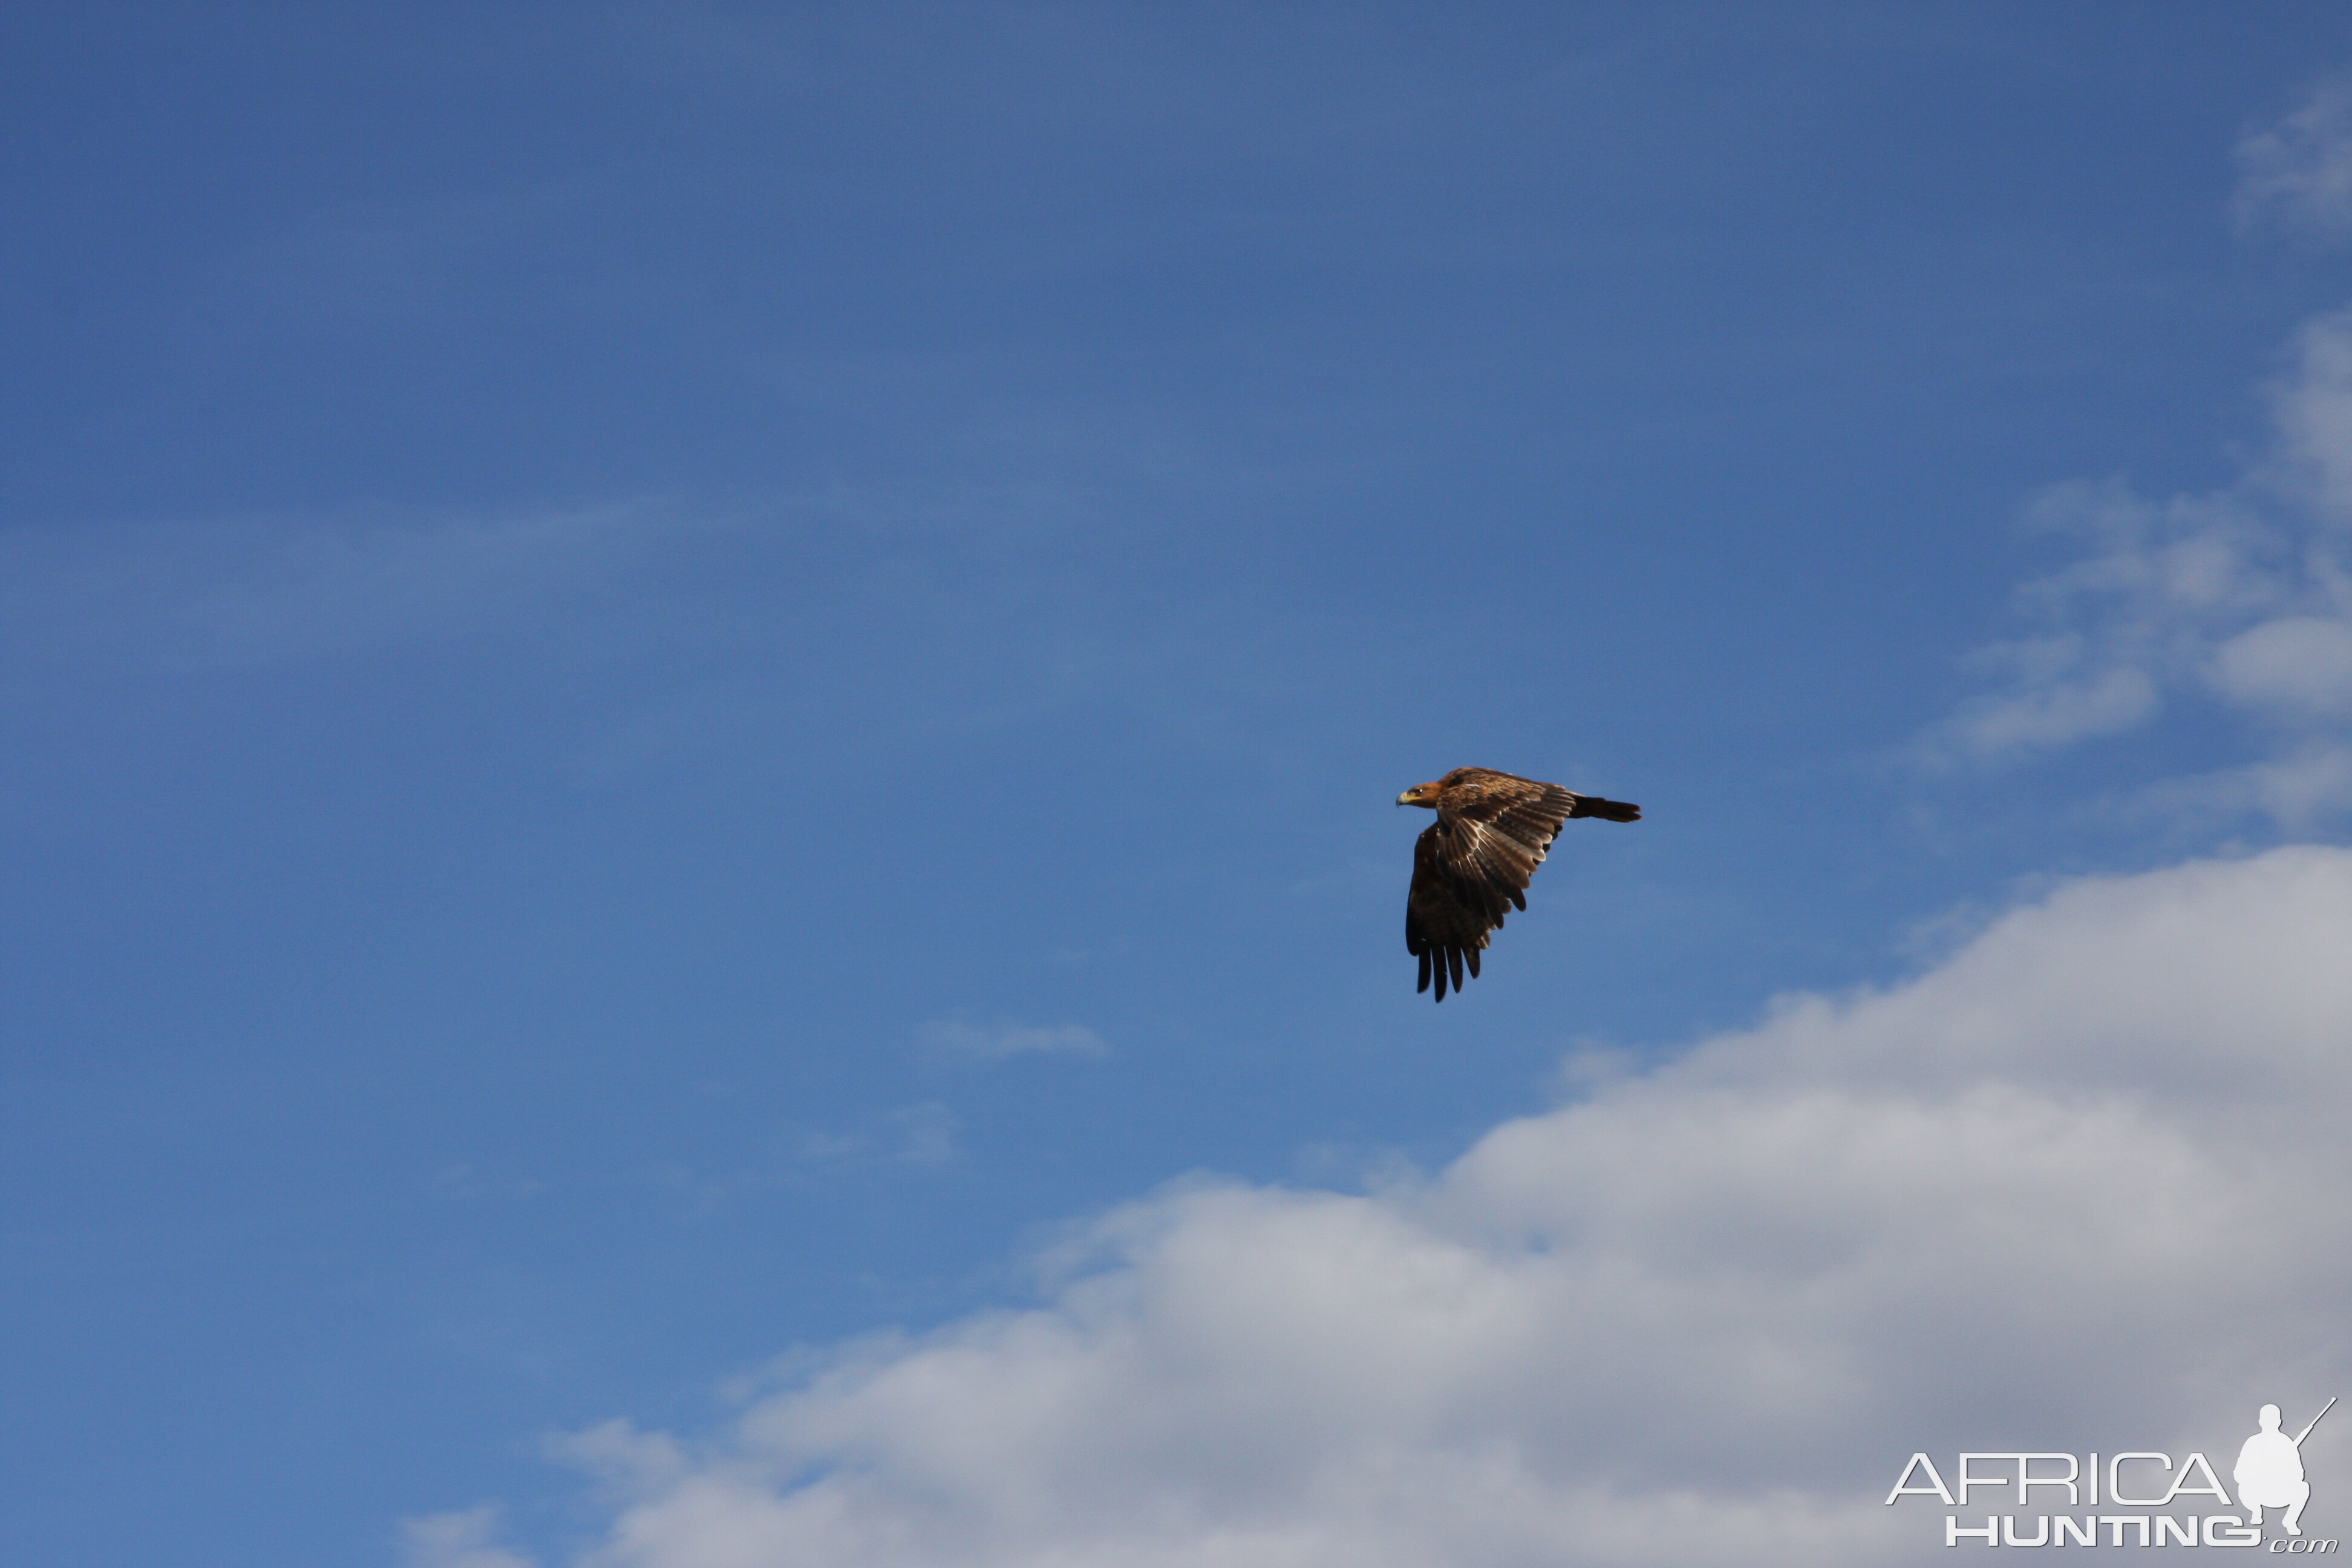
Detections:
[1396, 767, 1641, 1001]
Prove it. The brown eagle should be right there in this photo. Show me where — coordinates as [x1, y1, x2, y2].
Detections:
[1397, 768, 1640, 1001]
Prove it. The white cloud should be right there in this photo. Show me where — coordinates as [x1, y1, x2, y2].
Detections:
[1941, 650, 2155, 755]
[403, 1505, 537, 1568]
[2271, 304, 2352, 521]
[532, 847, 2352, 1567]
[1924, 304, 2352, 820]
[2137, 743, 2352, 835]
[920, 1019, 1112, 1060]
[2209, 615, 2352, 714]
[2236, 75, 2352, 240]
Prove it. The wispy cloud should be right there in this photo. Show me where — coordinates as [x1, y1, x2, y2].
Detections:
[401, 1505, 535, 1568]
[533, 848, 2352, 1567]
[1920, 301, 2352, 825]
[918, 1019, 1111, 1061]
[884, 1100, 961, 1165]
[2236, 74, 2352, 240]
[791, 1101, 963, 1168]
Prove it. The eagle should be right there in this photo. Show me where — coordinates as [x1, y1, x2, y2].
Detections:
[1396, 767, 1640, 1001]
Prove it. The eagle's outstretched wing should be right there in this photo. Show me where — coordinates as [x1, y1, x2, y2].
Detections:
[1404, 771, 1639, 1001]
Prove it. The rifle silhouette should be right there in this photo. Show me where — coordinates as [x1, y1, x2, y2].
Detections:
[2295, 1397, 2337, 1448]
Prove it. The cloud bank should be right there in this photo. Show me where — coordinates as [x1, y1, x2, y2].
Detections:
[423, 846, 2352, 1567]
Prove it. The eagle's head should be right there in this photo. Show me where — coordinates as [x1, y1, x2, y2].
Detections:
[1396, 781, 1444, 809]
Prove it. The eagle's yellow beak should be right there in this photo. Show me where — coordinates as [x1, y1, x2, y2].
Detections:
[1396, 787, 1422, 806]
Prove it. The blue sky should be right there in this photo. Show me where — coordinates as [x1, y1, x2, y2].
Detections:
[10, 7, 2352, 1566]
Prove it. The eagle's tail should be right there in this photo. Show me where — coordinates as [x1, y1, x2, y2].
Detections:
[1569, 794, 1641, 822]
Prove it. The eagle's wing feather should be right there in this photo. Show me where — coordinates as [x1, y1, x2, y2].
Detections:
[1404, 775, 1579, 1001]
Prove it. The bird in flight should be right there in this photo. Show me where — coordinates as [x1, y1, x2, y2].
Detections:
[1396, 767, 1640, 1001]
